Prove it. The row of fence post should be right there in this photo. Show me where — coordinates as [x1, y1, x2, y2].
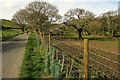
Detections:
[48, 33, 89, 79]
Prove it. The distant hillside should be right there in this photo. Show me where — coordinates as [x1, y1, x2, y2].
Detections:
[1, 19, 20, 30]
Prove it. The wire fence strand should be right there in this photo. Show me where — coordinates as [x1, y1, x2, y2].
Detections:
[45, 36, 120, 79]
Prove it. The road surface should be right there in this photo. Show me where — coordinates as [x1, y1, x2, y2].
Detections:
[2, 33, 27, 78]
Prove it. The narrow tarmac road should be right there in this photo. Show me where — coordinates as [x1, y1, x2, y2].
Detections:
[2, 33, 27, 78]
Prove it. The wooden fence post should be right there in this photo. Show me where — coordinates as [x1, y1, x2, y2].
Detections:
[43, 33, 44, 42]
[49, 33, 50, 52]
[84, 39, 89, 80]
[56, 50, 58, 59]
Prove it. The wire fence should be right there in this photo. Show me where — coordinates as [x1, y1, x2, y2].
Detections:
[44, 35, 120, 79]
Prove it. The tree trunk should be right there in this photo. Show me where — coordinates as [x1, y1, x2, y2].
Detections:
[21, 28, 25, 32]
[78, 29, 82, 39]
[63, 23, 83, 39]
[19, 25, 25, 32]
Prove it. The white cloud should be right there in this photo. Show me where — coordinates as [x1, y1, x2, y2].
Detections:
[72, 0, 119, 2]
[72, 2, 118, 16]
[44, 0, 79, 16]
[0, 0, 34, 20]
[0, 0, 119, 20]
[45, 0, 119, 16]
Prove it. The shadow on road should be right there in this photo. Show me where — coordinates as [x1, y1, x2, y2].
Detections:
[2, 34, 27, 53]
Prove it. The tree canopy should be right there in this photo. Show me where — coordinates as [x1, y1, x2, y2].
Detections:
[12, 1, 61, 32]
[26, 1, 61, 23]
[12, 9, 28, 32]
[64, 8, 95, 38]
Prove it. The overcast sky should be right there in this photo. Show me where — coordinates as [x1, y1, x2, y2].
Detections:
[0, 0, 119, 20]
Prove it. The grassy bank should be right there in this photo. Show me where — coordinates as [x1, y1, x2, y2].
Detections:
[1, 19, 18, 28]
[1, 19, 24, 41]
[2, 29, 23, 41]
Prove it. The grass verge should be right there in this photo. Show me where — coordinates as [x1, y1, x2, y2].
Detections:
[20, 33, 46, 79]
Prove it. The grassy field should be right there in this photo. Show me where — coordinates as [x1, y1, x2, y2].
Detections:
[2, 29, 23, 41]
[57, 34, 78, 38]
[1, 19, 18, 28]
[92, 40, 118, 47]
[1, 19, 24, 41]
[57, 34, 118, 47]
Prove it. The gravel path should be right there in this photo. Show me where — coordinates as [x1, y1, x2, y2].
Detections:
[2, 33, 27, 78]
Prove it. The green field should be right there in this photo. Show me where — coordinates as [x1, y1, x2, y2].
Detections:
[2, 19, 18, 28]
[1, 19, 24, 41]
[2, 29, 23, 41]
[57, 34, 118, 47]
[92, 40, 118, 47]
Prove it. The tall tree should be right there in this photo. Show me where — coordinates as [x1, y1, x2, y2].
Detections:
[26, 1, 61, 23]
[64, 8, 95, 39]
[85, 18, 102, 36]
[12, 9, 28, 32]
[26, 11, 49, 32]
[99, 11, 118, 37]
[106, 11, 118, 37]
[98, 14, 108, 37]
[25, 1, 61, 32]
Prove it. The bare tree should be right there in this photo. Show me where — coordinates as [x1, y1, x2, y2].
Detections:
[64, 8, 95, 39]
[12, 9, 28, 32]
[21, 1, 61, 32]
[26, 11, 50, 32]
[25, 1, 61, 23]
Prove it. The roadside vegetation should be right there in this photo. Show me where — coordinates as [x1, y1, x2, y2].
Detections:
[20, 33, 46, 78]
[20, 33, 67, 79]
